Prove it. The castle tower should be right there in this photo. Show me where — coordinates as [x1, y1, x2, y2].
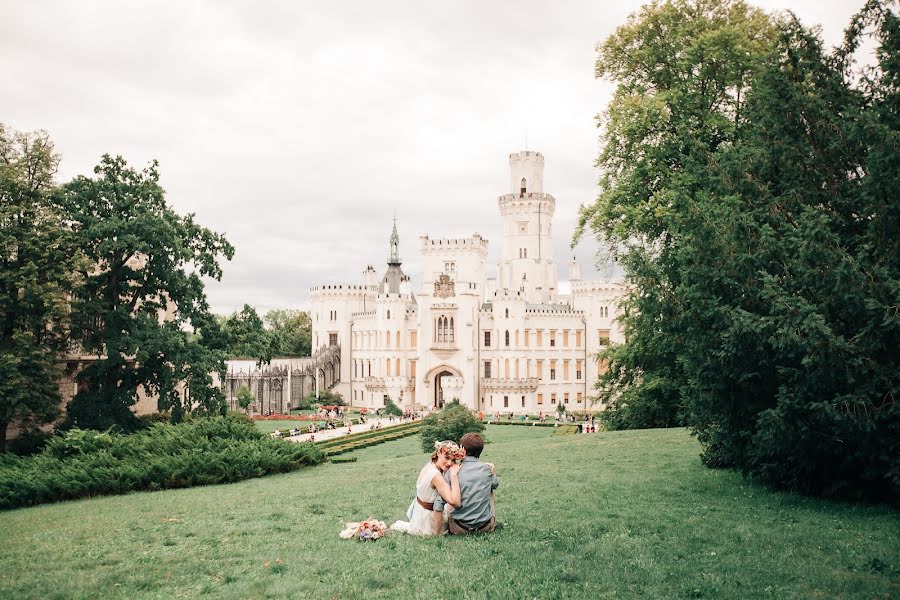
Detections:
[569, 256, 581, 282]
[497, 151, 558, 303]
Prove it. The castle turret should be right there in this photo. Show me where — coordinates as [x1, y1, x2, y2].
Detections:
[569, 256, 581, 282]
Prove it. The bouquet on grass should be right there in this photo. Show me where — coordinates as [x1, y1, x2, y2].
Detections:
[339, 518, 388, 541]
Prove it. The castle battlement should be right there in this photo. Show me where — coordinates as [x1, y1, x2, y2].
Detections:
[310, 284, 375, 294]
[570, 280, 626, 295]
[420, 234, 488, 252]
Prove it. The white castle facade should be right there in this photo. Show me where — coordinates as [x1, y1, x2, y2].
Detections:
[310, 151, 626, 413]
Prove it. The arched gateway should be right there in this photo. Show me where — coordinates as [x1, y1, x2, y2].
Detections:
[424, 365, 463, 410]
[434, 370, 452, 409]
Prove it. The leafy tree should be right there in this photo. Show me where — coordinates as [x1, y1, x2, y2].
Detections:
[56, 155, 234, 431]
[419, 401, 484, 453]
[265, 309, 311, 357]
[0, 125, 79, 451]
[383, 398, 403, 417]
[223, 304, 274, 365]
[577, 0, 776, 430]
[236, 385, 253, 414]
[579, 0, 899, 500]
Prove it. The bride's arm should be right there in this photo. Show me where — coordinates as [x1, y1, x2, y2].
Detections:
[431, 466, 461, 508]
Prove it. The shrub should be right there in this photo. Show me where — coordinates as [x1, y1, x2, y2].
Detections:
[0, 414, 325, 510]
[419, 401, 484, 453]
[8, 428, 53, 457]
[383, 398, 403, 417]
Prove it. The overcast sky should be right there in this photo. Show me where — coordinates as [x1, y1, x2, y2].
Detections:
[2, 0, 870, 315]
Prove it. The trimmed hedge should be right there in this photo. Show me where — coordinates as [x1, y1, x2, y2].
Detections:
[0, 415, 325, 510]
[318, 424, 422, 457]
[315, 422, 422, 450]
[485, 421, 558, 428]
[552, 425, 579, 436]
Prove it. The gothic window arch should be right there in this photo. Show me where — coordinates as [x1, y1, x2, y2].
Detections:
[505, 330, 510, 346]
[449, 317, 454, 342]
[385, 330, 391, 348]
[387, 360, 392, 377]
[387, 309, 391, 319]
[520, 177, 527, 196]
[395, 330, 401, 348]
[505, 308, 509, 318]
[395, 358, 400, 376]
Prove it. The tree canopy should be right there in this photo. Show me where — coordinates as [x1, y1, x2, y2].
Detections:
[57, 155, 234, 430]
[578, 0, 899, 500]
[0, 125, 78, 451]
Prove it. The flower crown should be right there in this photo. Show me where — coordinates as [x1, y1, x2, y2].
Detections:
[434, 440, 465, 461]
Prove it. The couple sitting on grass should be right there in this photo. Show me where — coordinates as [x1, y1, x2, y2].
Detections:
[391, 433, 499, 536]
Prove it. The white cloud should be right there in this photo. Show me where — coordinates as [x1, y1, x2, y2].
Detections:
[1, 0, 870, 314]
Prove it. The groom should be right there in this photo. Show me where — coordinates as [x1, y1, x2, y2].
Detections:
[433, 433, 499, 534]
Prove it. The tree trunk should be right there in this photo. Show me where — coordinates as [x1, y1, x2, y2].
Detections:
[0, 421, 7, 453]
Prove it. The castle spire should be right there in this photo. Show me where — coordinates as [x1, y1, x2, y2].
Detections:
[388, 217, 400, 265]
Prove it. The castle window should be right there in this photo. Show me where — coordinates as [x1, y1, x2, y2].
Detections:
[449, 318, 455, 342]
[504, 330, 510, 346]
[505, 308, 509, 318]
[387, 310, 391, 319]
[484, 331, 491, 347]
[484, 361, 492, 378]
[503, 396, 509, 408]
[329, 333, 338, 346]
[521, 396, 525, 408]
[550, 368, 556, 381]
[520, 177, 527, 196]
[549, 330, 556, 347]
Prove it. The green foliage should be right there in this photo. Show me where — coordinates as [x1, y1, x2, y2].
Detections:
[383, 398, 403, 417]
[56, 155, 234, 431]
[0, 415, 325, 510]
[302, 390, 344, 409]
[579, 1, 899, 500]
[265, 309, 311, 357]
[7, 428, 52, 457]
[0, 125, 77, 451]
[236, 385, 253, 412]
[419, 401, 485, 453]
[222, 304, 273, 365]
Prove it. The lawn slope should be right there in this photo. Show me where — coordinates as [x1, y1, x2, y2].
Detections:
[0, 427, 896, 599]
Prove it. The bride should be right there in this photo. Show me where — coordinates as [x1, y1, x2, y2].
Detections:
[391, 441, 463, 536]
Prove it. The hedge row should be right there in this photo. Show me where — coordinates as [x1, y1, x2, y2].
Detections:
[322, 426, 422, 457]
[484, 420, 559, 428]
[0, 415, 325, 510]
[315, 422, 422, 450]
[552, 425, 580, 436]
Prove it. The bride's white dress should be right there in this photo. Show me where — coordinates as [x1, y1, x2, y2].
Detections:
[390, 462, 444, 536]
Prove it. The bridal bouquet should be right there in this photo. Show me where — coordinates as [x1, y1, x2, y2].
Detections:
[339, 518, 388, 541]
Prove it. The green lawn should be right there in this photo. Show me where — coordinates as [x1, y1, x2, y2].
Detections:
[0, 427, 896, 599]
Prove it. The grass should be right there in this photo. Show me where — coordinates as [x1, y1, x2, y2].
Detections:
[0, 427, 897, 599]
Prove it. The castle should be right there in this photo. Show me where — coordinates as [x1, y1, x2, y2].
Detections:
[310, 151, 625, 413]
